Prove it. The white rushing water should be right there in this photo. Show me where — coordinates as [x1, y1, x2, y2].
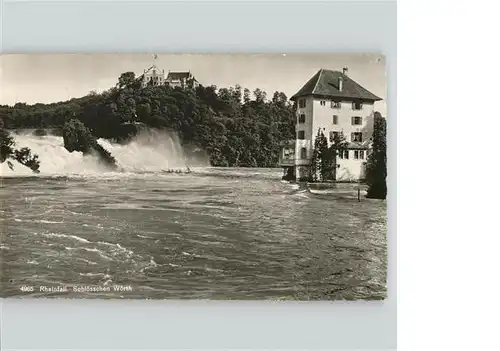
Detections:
[0, 130, 209, 176]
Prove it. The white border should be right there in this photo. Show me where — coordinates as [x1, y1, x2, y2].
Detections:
[1, 1, 397, 350]
[399, 0, 500, 350]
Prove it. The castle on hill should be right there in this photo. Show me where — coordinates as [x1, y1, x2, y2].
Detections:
[141, 55, 200, 89]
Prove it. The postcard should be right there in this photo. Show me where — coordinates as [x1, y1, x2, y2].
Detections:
[0, 53, 387, 300]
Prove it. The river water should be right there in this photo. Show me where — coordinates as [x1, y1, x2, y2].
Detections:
[0, 133, 387, 300]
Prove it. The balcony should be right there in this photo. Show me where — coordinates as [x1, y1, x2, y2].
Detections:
[295, 158, 311, 166]
[278, 157, 295, 167]
[279, 140, 296, 167]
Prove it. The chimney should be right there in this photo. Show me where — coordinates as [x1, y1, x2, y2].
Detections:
[343, 67, 348, 76]
[338, 77, 343, 92]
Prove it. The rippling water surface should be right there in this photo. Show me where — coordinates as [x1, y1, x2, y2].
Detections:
[0, 168, 387, 300]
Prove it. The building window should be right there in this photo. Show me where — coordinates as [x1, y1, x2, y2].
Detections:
[300, 147, 307, 159]
[297, 130, 305, 140]
[332, 115, 339, 124]
[352, 101, 363, 110]
[320, 100, 326, 106]
[329, 131, 339, 142]
[331, 100, 341, 108]
[298, 114, 306, 124]
[354, 150, 359, 159]
[351, 132, 363, 142]
[299, 99, 306, 108]
[284, 148, 294, 158]
[338, 150, 349, 159]
[337, 150, 349, 160]
[351, 116, 362, 125]
[359, 150, 365, 159]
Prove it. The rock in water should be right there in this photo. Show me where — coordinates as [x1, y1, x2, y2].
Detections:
[62, 119, 117, 169]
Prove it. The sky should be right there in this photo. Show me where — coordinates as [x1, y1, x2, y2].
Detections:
[0, 53, 387, 115]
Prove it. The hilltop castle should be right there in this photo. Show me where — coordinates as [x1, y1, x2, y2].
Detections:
[141, 57, 200, 89]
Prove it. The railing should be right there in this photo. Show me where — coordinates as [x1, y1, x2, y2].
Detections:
[278, 157, 295, 166]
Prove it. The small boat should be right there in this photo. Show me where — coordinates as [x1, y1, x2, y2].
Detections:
[161, 167, 193, 174]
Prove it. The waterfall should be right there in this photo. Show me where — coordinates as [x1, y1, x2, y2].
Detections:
[0, 129, 209, 176]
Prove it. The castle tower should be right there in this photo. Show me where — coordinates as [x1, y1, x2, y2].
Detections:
[142, 53, 165, 88]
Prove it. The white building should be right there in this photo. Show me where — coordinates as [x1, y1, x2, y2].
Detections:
[141, 68, 200, 89]
[284, 68, 382, 182]
[141, 64, 165, 88]
[165, 71, 200, 89]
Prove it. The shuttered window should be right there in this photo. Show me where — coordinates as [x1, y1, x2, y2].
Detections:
[300, 147, 307, 159]
[352, 101, 363, 110]
[351, 116, 362, 125]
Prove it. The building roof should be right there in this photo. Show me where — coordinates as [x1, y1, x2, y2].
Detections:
[290, 69, 382, 102]
[166, 71, 192, 80]
[143, 65, 164, 76]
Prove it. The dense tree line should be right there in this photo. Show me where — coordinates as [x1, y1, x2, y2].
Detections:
[0, 72, 296, 167]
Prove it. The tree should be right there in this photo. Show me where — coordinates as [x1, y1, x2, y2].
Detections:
[316, 130, 330, 181]
[117, 72, 137, 89]
[0, 128, 15, 163]
[233, 84, 242, 102]
[328, 131, 348, 181]
[243, 88, 251, 104]
[136, 103, 152, 123]
[62, 119, 117, 169]
[309, 129, 326, 181]
[0, 127, 40, 173]
[272, 91, 288, 107]
[13, 147, 40, 173]
[253, 88, 267, 103]
[366, 112, 387, 199]
[116, 93, 137, 123]
[310, 128, 348, 182]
